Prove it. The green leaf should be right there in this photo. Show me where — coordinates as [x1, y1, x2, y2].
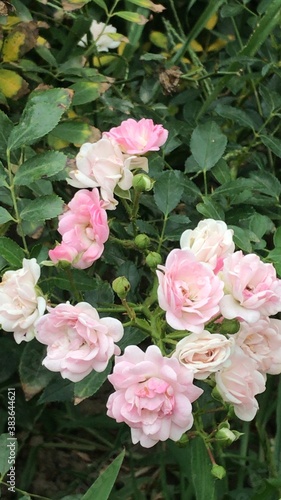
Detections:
[196, 197, 225, 220]
[273, 226, 281, 247]
[0, 337, 21, 383]
[229, 225, 259, 253]
[92, 0, 107, 9]
[19, 341, 54, 400]
[38, 376, 74, 404]
[190, 121, 227, 171]
[154, 170, 184, 215]
[0, 237, 25, 267]
[211, 159, 232, 184]
[14, 151, 67, 185]
[0, 110, 13, 158]
[71, 81, 101, 105]
[74, 362, 112, 403]
[81, 449, 125, 500]
[20, 195, 63, 222]
[215, 103, 257, 130]
[260, 135, 281, 159]
[0, 206, 13, 223]
[190, 437, 216, 500]
[41, 270, 102, 294]
[50, 121, 92, 144]
[0, 433, 18, 477]
[7, 88, 73, 151]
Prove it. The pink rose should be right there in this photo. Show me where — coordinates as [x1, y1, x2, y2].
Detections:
[234, 317, 281, 375]
[0, 258, 46, 343]
[106, 345, 203, 448]
[215, 346, 266, 421]
[157, 249, 224, 333]
[49, 188, 109, 269]
[67, 137, 146, 209]
[219, 251, 281, 323]
[103, 118, 168, 155]
[180, 219, 234, 273]
[35, 302, 124, 383]
[173, 330, 234, 379]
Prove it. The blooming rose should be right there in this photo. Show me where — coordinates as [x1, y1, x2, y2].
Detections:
[233, 317, 281, 375]
[215, 346, 266, 421]
[103, 118, 168, 155]
[36, 302, 124, 383]
[180, 219, 235, 273]
[0, 258, 46, 344]
[79, 20, 121, 52]
[157, 249, 224, 333]
[173, 331, 234, 379]
[219, 251, 281, 323]
[106, 345, 203, 448]
[67, 137, 147, 209]
[49, 188, 109, 269]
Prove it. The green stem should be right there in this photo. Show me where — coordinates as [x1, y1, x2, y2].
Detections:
[6, 149, 29, 256]
[157, 214, 168, 253]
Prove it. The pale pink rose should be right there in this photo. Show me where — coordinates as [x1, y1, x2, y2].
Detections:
[36, 302, 124, 383]
[49, 188, 109, 270]
[215, 346, 266, 421]
[0, 258, 46, 344]
[103, 118, 168, 155]
[173, 331, 234, 379]
[180, 219, 234, 273]
[67, 137, 146, 209]
[106, 345, 203, 448]
[156, 249, 224, 333]
[219, 251, 281, 323]
[233, 317, 281, 375]
[79, 20, 121, 52]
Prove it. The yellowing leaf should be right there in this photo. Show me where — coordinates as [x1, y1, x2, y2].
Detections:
[47, 134, 70, 150]
[2, 30, 25, 61]
[62, 0, 91, 10]
[93, 54, 116, 67]
[207, 36, 234, 52]
[205, 13, 218, 30]
[114, 11, 148, 25]
[0, 69, 29, 99]
[2, 21, 38, 62]
[126, 0, 165, 12]
[190, 39, 204, 52]
[150, 31, 168, 50]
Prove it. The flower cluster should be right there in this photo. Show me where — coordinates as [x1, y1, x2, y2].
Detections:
[158, 219, 281, 422]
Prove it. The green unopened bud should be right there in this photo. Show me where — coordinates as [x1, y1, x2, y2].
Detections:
[134, 234, 150, 249]
[217, 421, 230, 430]
[133, 173, 154, 192]
[211, 464, 226, 480]
[112, 276, 130, 299]
[145, 251, 162, 269]
[220, 318, 240, 335]
[215, 427, 237, 446]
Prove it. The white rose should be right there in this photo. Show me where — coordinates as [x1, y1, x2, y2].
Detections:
[172, 330, 234, 379]
[78, 20, 120, 52]
[234, 317, 281, 375]
[0, 258, 46, 343]
[180, 219, 234, 272]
